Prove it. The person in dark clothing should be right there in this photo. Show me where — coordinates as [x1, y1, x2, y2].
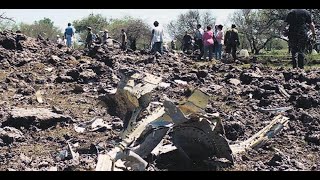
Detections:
[194, 24, 204, 60]
[15, 30, 24, 51]
[85, 27, 93, 48]
[171, 39, 176, 50]
[183, 31, 193, 52]
[121, 29, 127, 51]
[285, 9, 316, 69]
[102, 29, 109, 44]
[224, 24, 240, 60]
[130, 39, 137, 51]
[95, 34, 102, 44]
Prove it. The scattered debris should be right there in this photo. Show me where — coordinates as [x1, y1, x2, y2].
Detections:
[74, 124, 86, 133]
[159, 82, 171, 89]
[68, 143, 80, 161]
[48, 166, 58, 171]
[278, 85, 291, 98]
[5, 107, 73, 128]
[90, 118, 112, 132]
[0, 31, 319, 171]
[258, 106, 293, 113]
[0, 127, 25, 144]
[230, 115, 290, 154]
[174, 80, 188, 85]
[35, 90, 43, 103]
[74, 117, 112, 133]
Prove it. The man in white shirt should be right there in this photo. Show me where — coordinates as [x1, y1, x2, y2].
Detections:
[56, 35, 63, 44]
[151, 21, 164, 54]
[56, 35, 64, 49]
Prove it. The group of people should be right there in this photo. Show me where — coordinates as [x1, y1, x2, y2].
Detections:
[55, 23, 76, 48]
[55, 20, 240, 63]
[179, 9, 317, 69]
[84, 26, 128, 51]
[58, 23, 110, 49]
[181, 24, 239, 61]
[60, 9, 316, 70]
[84, 27, 110, 48]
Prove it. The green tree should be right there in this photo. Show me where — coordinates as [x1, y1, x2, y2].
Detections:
[167, 10, 216, 49]
[265, 38, 288, 51]
[72, 13, 109, 42]
[19, 17, 63, 40]
[108, 16, 151, 50]
[0, 20, 18, 31]
[231, 9, 289, 54]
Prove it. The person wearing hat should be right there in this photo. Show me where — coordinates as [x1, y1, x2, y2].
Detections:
[64, 23, 75, 48]
[102, 29, 109, 44]
[56, 35, 63, 44]
[85, 27, 93, 48]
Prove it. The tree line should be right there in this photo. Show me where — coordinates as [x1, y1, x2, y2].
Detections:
[0, 13, 152, 50]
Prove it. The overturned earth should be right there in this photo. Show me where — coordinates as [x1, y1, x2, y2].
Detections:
[0, 30, 320, 171]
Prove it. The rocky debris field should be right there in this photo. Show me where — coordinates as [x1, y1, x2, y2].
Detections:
[0, 30, 320, 171]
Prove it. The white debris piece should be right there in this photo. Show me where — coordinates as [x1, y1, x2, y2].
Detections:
[151, 142, 177, 157]
[74, 124, 85, 133]
[90, 118, 112, 131]
[159, 82, 171, 88]
[174, 80, 188, 85]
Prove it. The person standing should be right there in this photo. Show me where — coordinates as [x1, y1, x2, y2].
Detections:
[121, 29, 127, 51]
[182, 31, 193, 52]
[15, 30, 24, 51]
[285, 9, 316, 69]
[224, 24, 240, 60]
[194, 24, 204, 60]
[85, 27, 93, 48]
[56, 35, 63, 44]
[130, 39, 137, 51]
[213, 25, 218, 54]
[202, 26, 214, 61]
[64, 23, 75, 48]
[102, 29, 109, 44]
[151, 21, 164, 54]
[215, 25, 224, 60]
[171, 39, 176, 50]
[56, 35, 64, 49]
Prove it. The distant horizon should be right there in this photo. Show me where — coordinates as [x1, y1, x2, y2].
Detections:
[1, 9, 236, 41]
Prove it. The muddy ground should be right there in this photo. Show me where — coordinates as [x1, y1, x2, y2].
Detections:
[0, 31, 319, 171]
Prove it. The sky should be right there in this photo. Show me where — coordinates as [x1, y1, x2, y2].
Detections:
[1, 9, 236, 41]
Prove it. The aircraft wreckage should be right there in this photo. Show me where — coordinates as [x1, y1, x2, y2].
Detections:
[96, 69, 289, 171]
